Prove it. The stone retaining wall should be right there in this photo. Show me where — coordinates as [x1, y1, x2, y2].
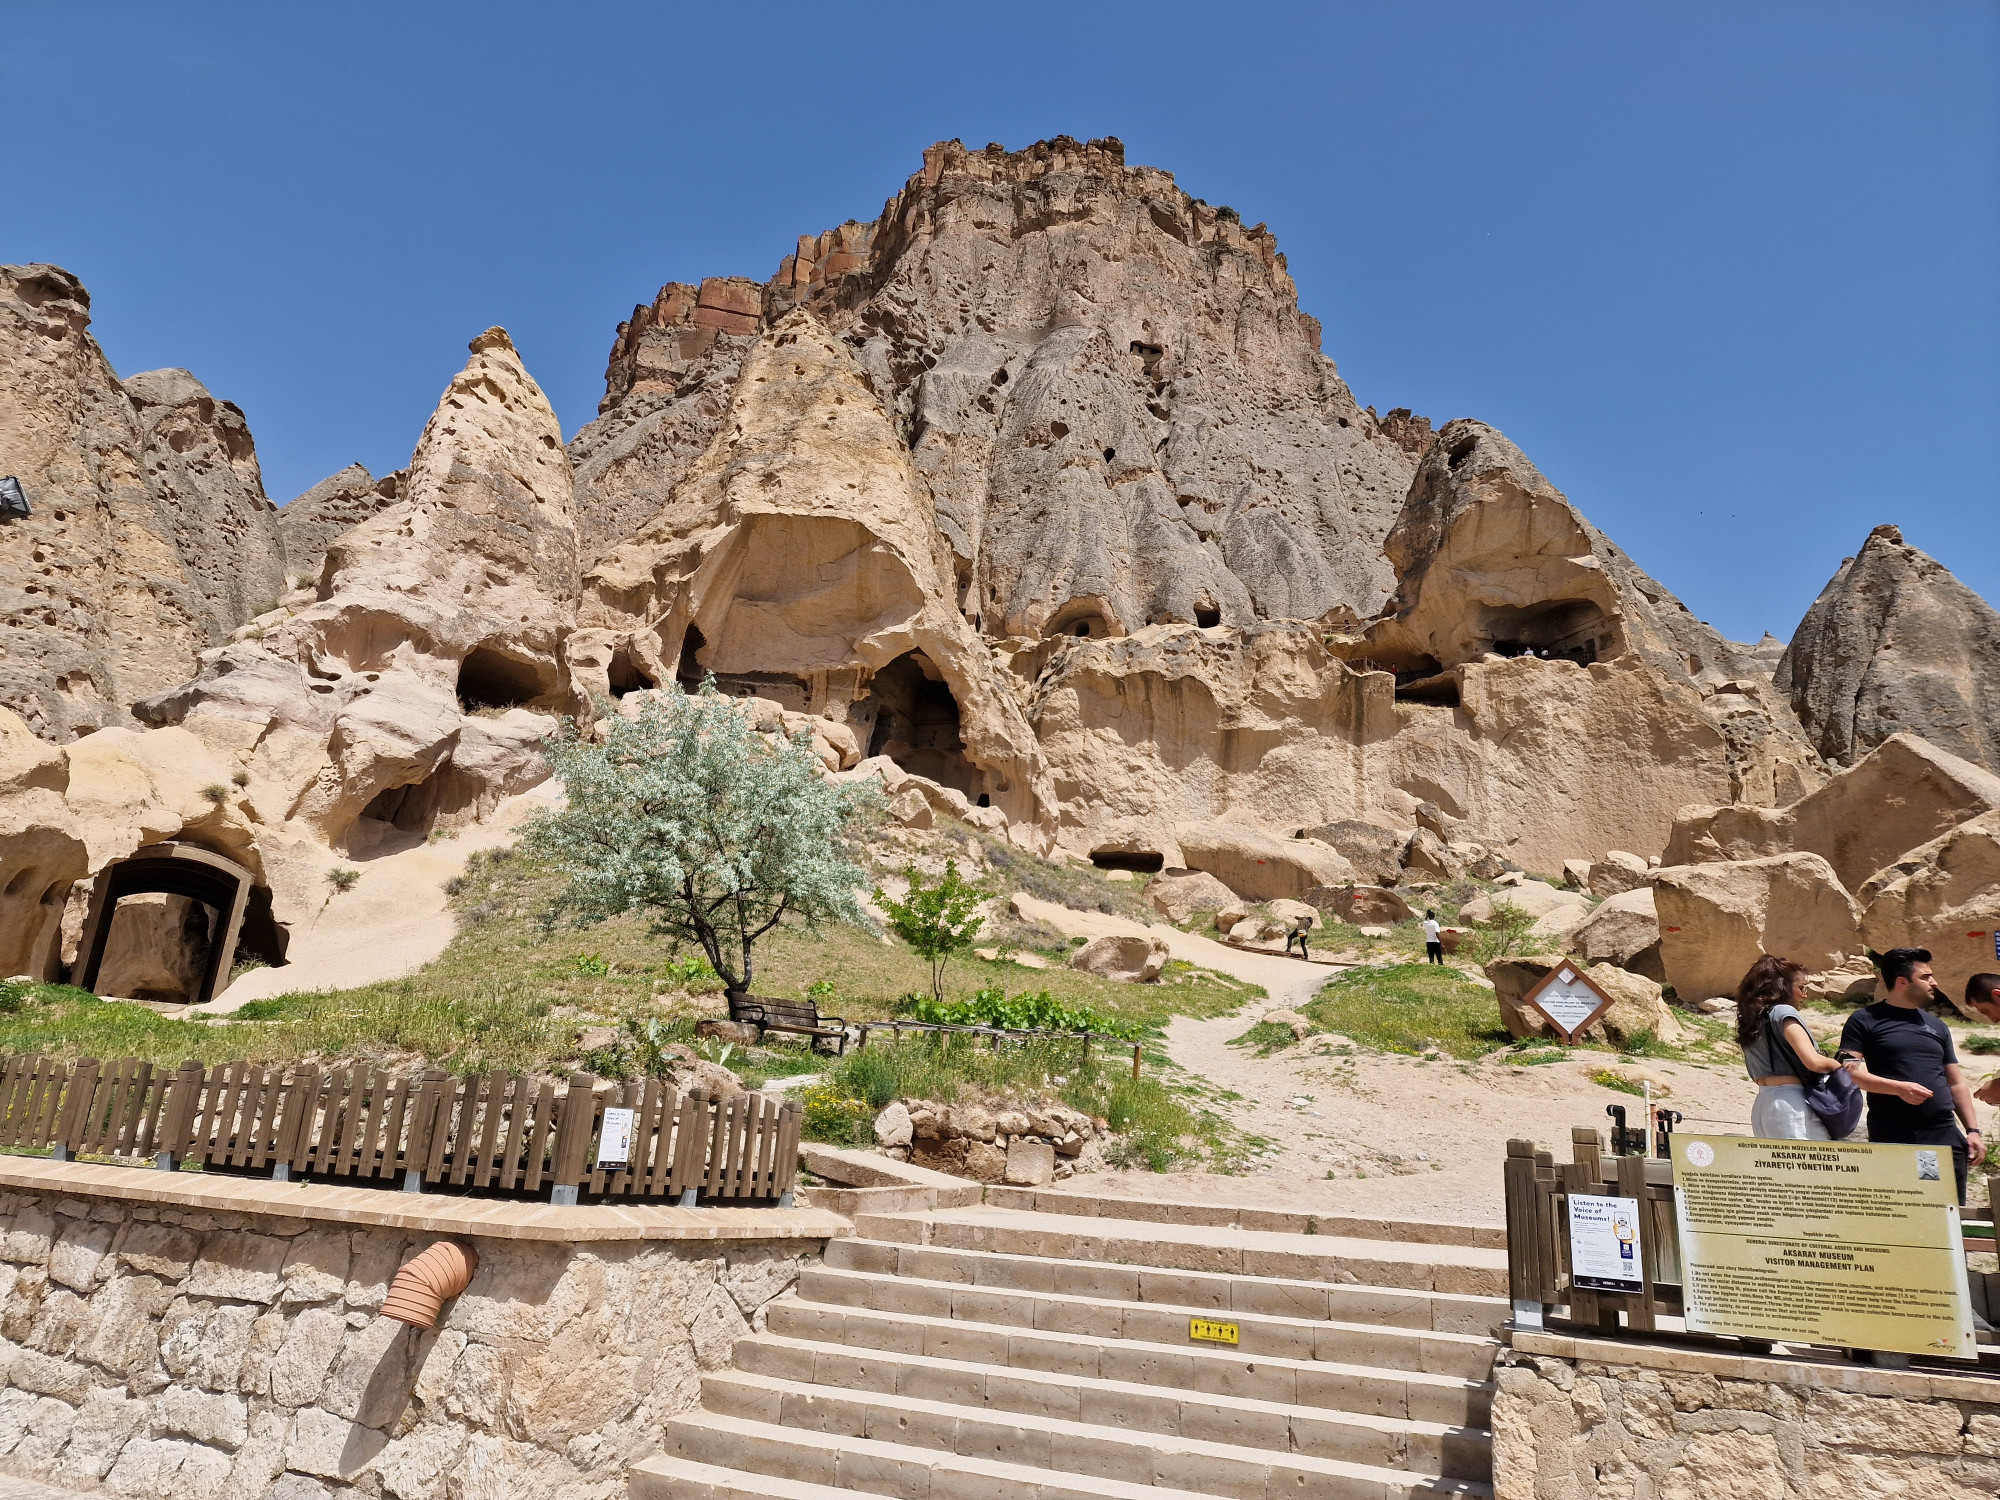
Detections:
[1495, 1329, 2000, 1498]
[0, 1177, 832, 1498]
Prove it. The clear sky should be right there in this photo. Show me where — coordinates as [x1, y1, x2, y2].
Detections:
[5, 2, 1995, 644]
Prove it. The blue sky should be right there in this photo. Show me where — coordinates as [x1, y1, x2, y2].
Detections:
[5, 2, 1995, 643]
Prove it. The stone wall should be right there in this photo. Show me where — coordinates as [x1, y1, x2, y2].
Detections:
[0, 1182, 827, 1498]
[1495, 1329, 2000, 1498]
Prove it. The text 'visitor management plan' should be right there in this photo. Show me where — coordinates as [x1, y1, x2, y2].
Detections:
[1672, 1134, 1975, 1359]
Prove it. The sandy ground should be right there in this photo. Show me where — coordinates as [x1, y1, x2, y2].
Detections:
[1010, 890, 1760, 1227]
[206, 783, 563, 1012]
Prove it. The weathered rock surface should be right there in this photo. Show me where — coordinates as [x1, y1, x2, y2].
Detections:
[0, 265, 287, 740]
[1665, 733, 2000, 892]
[1654, 852, 1861, 1004]
[1297, 820, 1407, 885]
[1172, 820, 1354, 902]
[1068, 932, 1169, 983]
[1308, 884, 1413, 926]
[1858, 808, 2000, 1019]
[1569, 886, 1663, 980]
[1779, 524, 2000, 773]
[1142, 867, 1236, 923]
[1586, 850, 1650, 898]
[275, 463, 400, 586]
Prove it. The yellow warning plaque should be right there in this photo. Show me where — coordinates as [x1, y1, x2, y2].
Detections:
[1189, 1317, 1239, 1345]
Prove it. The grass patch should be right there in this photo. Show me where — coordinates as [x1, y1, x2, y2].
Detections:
[1590, 1068, 1649, 1096]
[1504, 1047, 1567, 1067]
[1303, 963, 1511, 1059]
[1228, 1020, 1304, 1056]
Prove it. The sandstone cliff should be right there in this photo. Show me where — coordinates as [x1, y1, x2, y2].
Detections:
[0, 265, 286, 740]
[1779, 523, 2000, 773]
[276, 462, 401, 585]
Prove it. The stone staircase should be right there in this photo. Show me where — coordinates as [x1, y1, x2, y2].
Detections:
[631, 1192, 1506, 1500]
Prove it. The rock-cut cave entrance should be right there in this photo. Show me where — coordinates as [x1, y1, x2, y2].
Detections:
[74, 842, 287, 1006]
[1479, 600, 1613, 666]
[456, 645, 549, 712]
[859, 651, 984, 800]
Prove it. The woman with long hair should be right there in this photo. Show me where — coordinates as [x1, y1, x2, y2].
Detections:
[1737, 954, 1844, 1139]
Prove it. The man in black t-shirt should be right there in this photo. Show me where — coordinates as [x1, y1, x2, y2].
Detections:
[1838, 948, 1984, 1203]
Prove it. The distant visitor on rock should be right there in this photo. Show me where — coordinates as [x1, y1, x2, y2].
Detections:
[1422, 909, 1443, 965]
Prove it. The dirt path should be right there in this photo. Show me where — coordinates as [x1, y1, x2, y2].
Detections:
[1007, 887, 1760, 1226]
[208, 784, 563, 1011]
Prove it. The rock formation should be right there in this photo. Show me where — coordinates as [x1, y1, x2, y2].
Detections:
[276, 462, 400, 585]
[1779, 524, 2000, 773]
[0, 265, 286, 740]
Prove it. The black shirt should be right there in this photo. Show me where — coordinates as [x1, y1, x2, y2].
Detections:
[1838, 1001, 1961, 1141]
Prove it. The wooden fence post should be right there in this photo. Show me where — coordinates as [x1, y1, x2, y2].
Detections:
[547, 1072, 597, 1206]
[1503, 1138, 1544, 1328]
[155, 1060, 205, 1171]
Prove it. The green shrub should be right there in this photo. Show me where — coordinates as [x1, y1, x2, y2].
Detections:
[904, 985, 1131, 1037]
[200, 783, 229, 805]
[799, 1082, 873, 1145]
[1304, 963, 1510, 1059]
[1590, 1068, 1648, 1096]
[1464, 900, 1538, 964]
[570, 953, 610, 977]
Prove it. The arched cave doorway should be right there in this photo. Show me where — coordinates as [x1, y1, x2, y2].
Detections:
[858, 651, 983, 799]
[74, 843, 282, 1006]
[1478, 600, 1612, 666]
[676, 625, 708, 692]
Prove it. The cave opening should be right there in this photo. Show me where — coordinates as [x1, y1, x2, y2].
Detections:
[1480, 600, 1611, 665]
[456, 646, 545, 712]
[1392, 656, 1461, 708]
[1194, 606, 1221, 629]
[676, 625, 708, 691]
[75, 842, 267, 1006]
[607, 646, 655, 698]
[859, 651, 983, 798]
[1089, 849, 1165, 873]
[358, 758, 478, 842]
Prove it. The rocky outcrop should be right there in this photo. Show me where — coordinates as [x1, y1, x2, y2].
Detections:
[1779, 524, 2000, 772]
[1857, 808, 2000, 1019]
[276, 463, 401, 585]
[1143, 867, 1236, 923]
[0, 265, 287, 740]
[1653, 853, 1861, 1003]
[1068, 932, 1170, 983]
[132, 329, 568, 852]
[1486, 955, 1682, 1047]
[1569, 887, 1662, 979]
[581, 312, 1046, 830]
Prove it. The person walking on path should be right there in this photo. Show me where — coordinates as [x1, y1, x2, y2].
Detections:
[1839, 947, 1984, 1203]
[1285, 910, 1313, 960]
[1737, 955, 1847, 1139]
[1422, 910, 1444, 965]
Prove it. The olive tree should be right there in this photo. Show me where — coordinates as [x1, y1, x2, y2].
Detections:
[525, 686, 878, 1003]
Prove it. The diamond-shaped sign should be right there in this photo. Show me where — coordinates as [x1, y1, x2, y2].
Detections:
[1519, 962, 1616, 1044]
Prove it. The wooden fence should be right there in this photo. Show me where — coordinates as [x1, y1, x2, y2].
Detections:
[1504, 1128, 1683, 1332]
[0, 1054, 800, 1206]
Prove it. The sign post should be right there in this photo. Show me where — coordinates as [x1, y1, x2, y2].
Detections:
[1518, 962, 1616, 1044]
[1672, 1133, 1975, 1360]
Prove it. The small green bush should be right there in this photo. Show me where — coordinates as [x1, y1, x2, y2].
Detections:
[230, 770, 250, 788]
[1590, 1068, 1648, 1096]
[570, 953, 610, 977]
[325, 868, 360, 894]
[199, 783, 229, 805]
[800, 1082, 872, 1145]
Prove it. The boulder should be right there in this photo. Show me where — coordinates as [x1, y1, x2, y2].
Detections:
[1569, 887, 1663, 980]
[1562, 859, 1592, 890]
[1797, 956, 1878, 1005]
[1267, 898, 1319, 925]
[1308, 884, 1413, 926]
[872, 1102, 914, 1149]
[1486, 955, 1684, 1047]
[1785, 734, 2000, 892]
[1401, 827, 1463, 881]
[695, 1019, 761, 1047]
[1145, 868, 1237, 923]
[1778, 523, 2000, 773]
[1857, 808, 2000, 1019]
[1003, 1138, 1056, 1186]
[1460, 881, 1594, 945]
[1297, 820, 1406, 886]
[1175, 821, 1355, 902]
[1068, 933, 1170, 983]
[1261, 1010, 1312, 1040]
[1213, 902, 1249, 933]
[1587, 850, 1651, 898]
[1437, 926, 1472, 955]
[1414, 802, 1452, 838]
[1653, 853, 1862, 1005]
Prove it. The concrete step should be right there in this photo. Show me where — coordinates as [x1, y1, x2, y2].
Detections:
[763, 1298, 1493, 1425]
[664, 1409, 1494, 1500]
[820, 1238, 1508, 1343]
[982, 1186, 1506, 1250]
[720, 1338, 1491, 1473]
[851, 1206, 1509, 1299]
[629, 1452, 1223, 1500]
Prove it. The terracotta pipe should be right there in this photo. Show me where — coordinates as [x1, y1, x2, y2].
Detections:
[381, 1240, 479, 1329]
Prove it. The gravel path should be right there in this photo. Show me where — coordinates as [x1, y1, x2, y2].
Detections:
[1011, 889, 1760, 1226]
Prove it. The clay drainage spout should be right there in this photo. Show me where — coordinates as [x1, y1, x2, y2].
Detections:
[381, 1241, 479, 1329]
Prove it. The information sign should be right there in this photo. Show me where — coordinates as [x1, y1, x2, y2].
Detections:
[1519, 963, 1615, 1043]
[598, 1107, 635, 1169]
[1672, 1134, 1975, 1359]
[1568, 1193, 1644, 1293]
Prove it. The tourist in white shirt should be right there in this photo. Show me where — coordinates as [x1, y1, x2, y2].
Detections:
[1422, 910, 1443, 965]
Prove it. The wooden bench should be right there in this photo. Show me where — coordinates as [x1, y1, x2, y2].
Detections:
[729, 995, 850, 1055]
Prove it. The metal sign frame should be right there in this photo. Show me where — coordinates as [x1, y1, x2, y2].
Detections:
[1518, 961, 1616, 1044]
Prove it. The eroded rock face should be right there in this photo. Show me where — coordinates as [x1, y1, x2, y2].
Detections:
[1858, 809, 2000, 1019]
[0, 265, 286, 740]
[1780, 524, 2000, 773]
[1654, 853, 1861, 1004]
[275, 463, 400, 586]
